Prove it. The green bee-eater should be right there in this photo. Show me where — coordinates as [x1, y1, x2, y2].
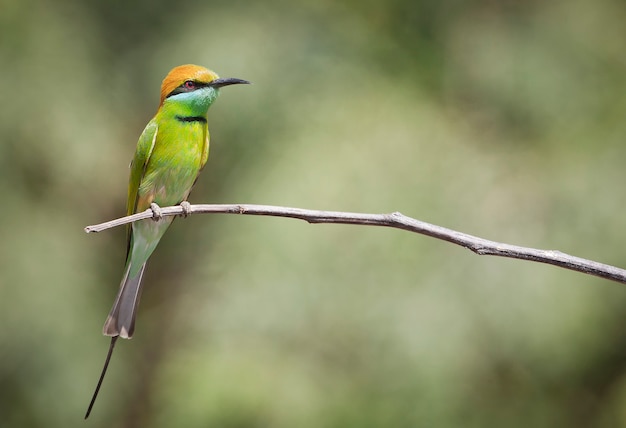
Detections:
[85, 64, 249, 418]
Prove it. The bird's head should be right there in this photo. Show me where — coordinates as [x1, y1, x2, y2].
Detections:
[159, 64, 249, 111]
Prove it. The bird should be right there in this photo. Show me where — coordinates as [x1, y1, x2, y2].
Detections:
[85, 64, 249, 418]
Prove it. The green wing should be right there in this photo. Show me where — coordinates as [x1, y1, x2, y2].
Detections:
[124, 119, 158, 253]
[127, 119, 158, 217]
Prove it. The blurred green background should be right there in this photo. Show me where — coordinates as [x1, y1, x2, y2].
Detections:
[2, 0, 626, 426]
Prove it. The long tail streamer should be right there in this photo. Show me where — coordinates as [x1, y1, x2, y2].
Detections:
[85, 336, 118, 419]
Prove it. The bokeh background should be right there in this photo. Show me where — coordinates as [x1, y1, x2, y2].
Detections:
[2, 0, 626, 426]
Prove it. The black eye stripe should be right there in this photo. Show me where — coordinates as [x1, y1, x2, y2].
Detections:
[166, 81, 210, 99]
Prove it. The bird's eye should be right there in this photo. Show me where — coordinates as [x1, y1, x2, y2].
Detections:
[184, 80, 196, 89]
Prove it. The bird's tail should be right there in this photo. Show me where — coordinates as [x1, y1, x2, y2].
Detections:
[102, 261, 146, 339]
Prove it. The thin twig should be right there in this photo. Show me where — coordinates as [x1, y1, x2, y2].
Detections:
[85, 203, 626, 285]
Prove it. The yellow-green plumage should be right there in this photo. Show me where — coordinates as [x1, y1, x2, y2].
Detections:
[103, 114, 208, 337]
[102, 65, 248, 339]
[85, 64, 248, 419]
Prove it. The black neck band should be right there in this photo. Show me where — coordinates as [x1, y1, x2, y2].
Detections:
[175, 115, 207, 123]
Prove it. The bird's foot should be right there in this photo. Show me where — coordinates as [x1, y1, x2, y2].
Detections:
[180, 201, 192, 218]
[150, 202, 163, 221]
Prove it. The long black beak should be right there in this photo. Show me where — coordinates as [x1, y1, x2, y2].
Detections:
[209, 77, 251, 88]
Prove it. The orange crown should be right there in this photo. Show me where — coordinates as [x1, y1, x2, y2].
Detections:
[159, 64, 219, 105]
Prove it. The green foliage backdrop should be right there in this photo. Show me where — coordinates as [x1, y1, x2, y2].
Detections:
[1, 0, 625, 426]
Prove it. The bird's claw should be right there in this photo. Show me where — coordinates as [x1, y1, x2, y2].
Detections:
[150, 203, 163, 221]
[180, 201, 192, 218]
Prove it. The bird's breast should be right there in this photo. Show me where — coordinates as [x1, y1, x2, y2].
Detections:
[138, 122, 207, 208]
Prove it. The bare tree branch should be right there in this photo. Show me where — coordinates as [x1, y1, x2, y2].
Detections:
[85, 203, 626, 285]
